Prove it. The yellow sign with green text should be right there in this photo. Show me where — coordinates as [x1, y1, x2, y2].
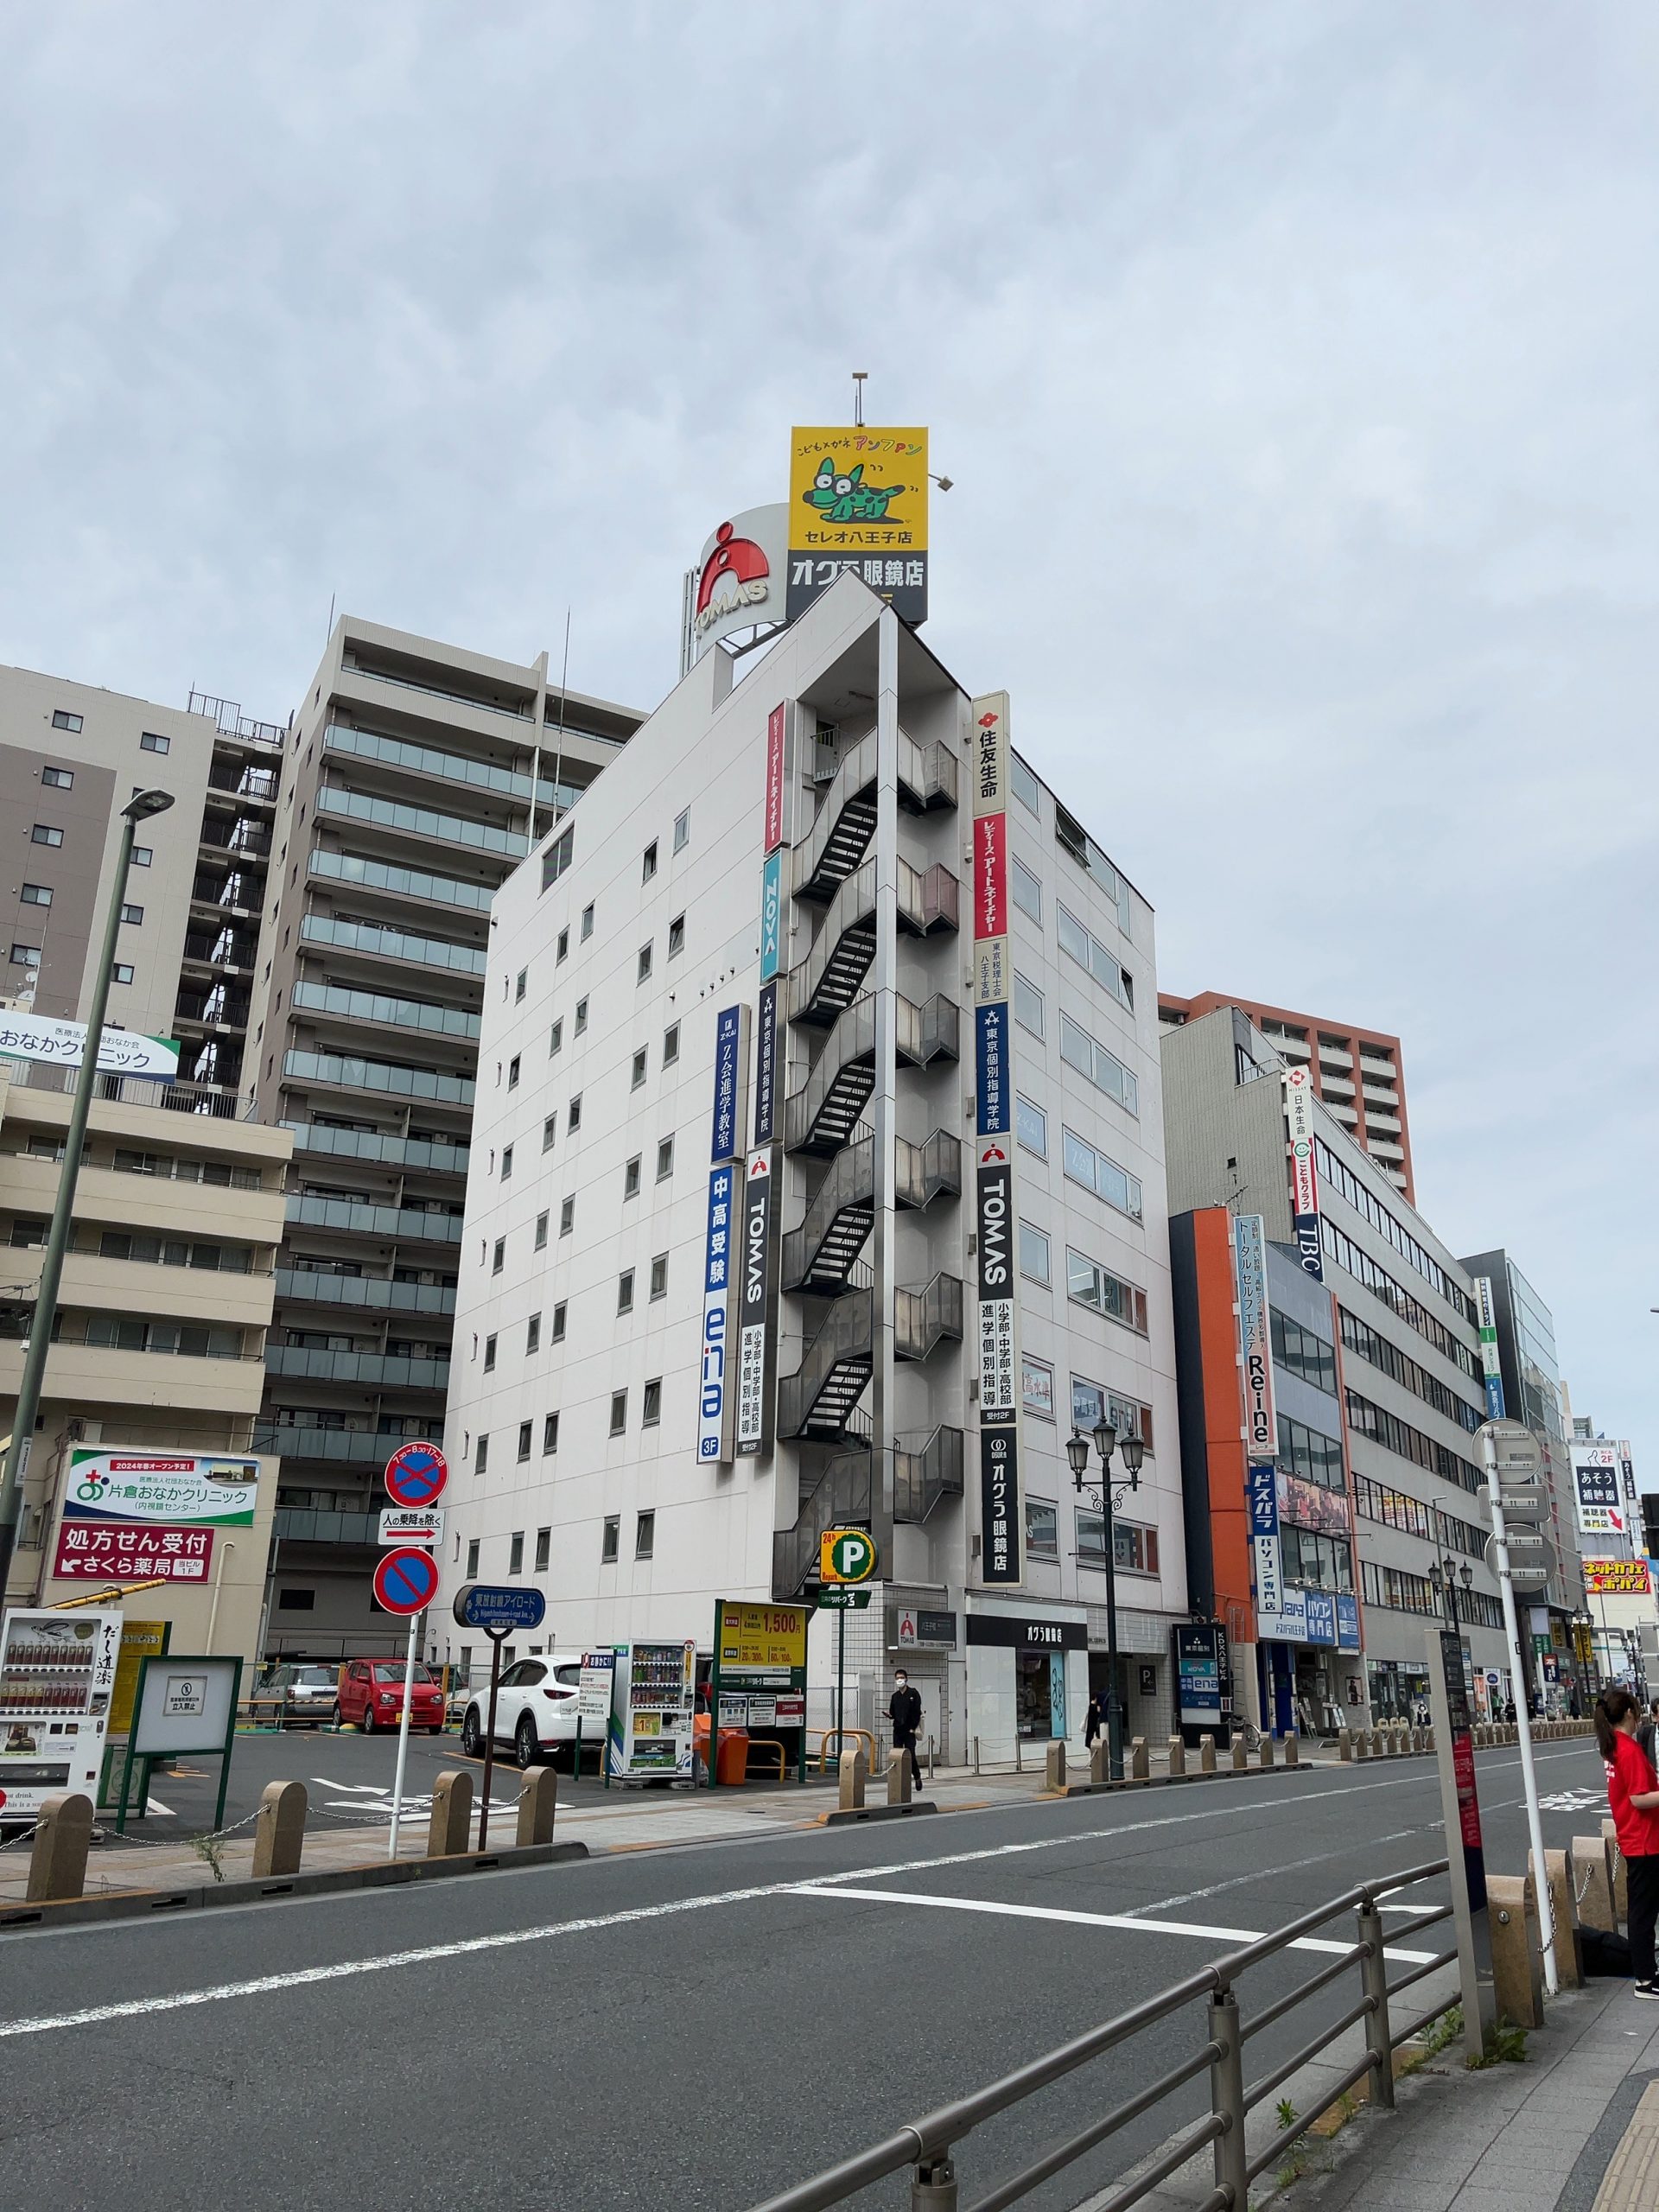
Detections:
[786, 425, 928, 626]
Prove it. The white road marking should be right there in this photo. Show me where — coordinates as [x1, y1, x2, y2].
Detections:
[143, 1798, 173, 1816]
[0, 1752, 1565, 2039]
[789, 1885, 1440, 1964]
[1120, 1824, 1425, 1919]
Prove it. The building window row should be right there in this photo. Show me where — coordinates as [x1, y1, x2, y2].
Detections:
[1361, 1558, 1503, 1630]
[1352, 1473, 1484, 1558]
[1320, 1218, 1481, 1382]
[1276, 1411, 1344, 1491]
[1057, 905, 1134, 1011]
[1280, 1526, 1353, 1592]
[1065, 1247, 1149, 1334]
[1270, 1309, 1337, 1395]
[600, 1510, 658, 1564]
[1058, 1012, 1139, 1116]
[1338, 1308, 1482, 1434]
[1053, 802, 1132, 937]
[1069, 1375, 1154, 1452]
[1344, 1388, 1482, 1497]
[1314, 1139, 1473, 1323]
[1061, 1126, 1143, 1222]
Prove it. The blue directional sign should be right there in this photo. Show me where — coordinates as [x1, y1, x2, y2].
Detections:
[450, 1583, 548, 1637]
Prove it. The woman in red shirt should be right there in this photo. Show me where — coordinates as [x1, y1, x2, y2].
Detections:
[1596, 1688, 1659, 1996]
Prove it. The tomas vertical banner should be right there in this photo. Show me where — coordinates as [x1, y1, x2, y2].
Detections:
[972, 690, 1021, 1588]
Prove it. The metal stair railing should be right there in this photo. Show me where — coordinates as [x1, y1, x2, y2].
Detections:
[896, 1128, 962, 1210]
[791, 731, 880, 902]
[772, 1441, 876, 1599]
[788, 861, 879, 1026]
[776, 1289, 874, 1437]
[785, 996, 879, 1155]
[895, 1271, 964, 1360]
[782, 1136, 876, 1293]
[896, 856, 961, 936]
[893, 1425, 965, 1523]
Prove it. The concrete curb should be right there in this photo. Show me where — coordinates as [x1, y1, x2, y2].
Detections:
[1059, 1762, 1313, 1797]
[822, 1799, 939, 1827]
[0, 1837, 589, 1934]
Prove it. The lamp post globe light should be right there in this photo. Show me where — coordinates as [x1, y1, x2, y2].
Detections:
[0, 789, 174, 1601]
[1067, 1417, 1145, 1783]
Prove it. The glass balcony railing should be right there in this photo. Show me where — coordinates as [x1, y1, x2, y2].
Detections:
[265, 1345, 451, 1389]
[343, 658, 534, 721]
[251, 1427, 392, 1465]
[282, 1049, 475, 1104]
[308, 847, 494, 912]
[275, 1269, 456, 1314]
[284, 1193, 466, 1242]
[317, 784, 528, 858]
[290, 979, 481, 1040]
[283, 1122, 470, 1176]
[298, 912, 488, 976]
[271, 1507, 382, 1547]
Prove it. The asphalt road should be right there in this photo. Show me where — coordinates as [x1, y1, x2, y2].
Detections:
[0, 1739, 1615, 2212]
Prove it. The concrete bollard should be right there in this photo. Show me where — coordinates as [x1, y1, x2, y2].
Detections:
[1355, 1730, 1370, 1761]
[1045, 1741, 1067, 1793]
[1283, 1732, 1299, 1769]
[1199, 1733, 1217, 1776]
[1259, 1734, 1274, 1770]
[1570, 1834, 1616, 1933]
[1089, 1739, 1109, 1786]
[1338, 1728, 1353, 1762]
[1603, 1820, 1629, 1924]
[252, 1779, 307, 1878]
[1389, 1726, 1403, 1758]
[1167, 1736, 1185, 1779]
[1532, 1847, 1583, 1989]
[1488, 1872, 1546, 2029]
[427, 1769, 475, 1857]
[839, 1746, 868, 1811]
[1230, 1734, 1248, 1772]
[1130, 1737, 1149, 1782]
[27, 1791, 93, 1903]
[517, 1764, 558, 1847]
[887, 1750, 912, 1807]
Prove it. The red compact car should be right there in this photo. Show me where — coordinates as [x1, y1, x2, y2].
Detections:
[336, 1657, 445, 1734]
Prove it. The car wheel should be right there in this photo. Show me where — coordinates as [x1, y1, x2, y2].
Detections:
[427, 1725, 444, 1735]
[361, 1702, 375, 1733]
[461, 1707, 483, 1758]
[331, 1702, 342, 1729]
[516, 1714, 542, 1768]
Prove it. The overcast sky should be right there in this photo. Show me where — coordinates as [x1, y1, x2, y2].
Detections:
[3, 6, 1654, 1474]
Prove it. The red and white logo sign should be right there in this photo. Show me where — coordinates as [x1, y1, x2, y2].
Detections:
[697, 519, 770, 615]
[974, 813, 1007, 939]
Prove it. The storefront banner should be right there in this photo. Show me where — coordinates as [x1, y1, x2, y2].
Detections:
[734, 1149, 774, 1458]
[786, 425, 929, 624]
[1572, 1447, 1627, 1540]
[1335, 1592, 1362, 1650]
[0, 1014, 179, 1080]
[975, 933, 1009, 1007]
[61, 1450, 258, 1527]
[759, 851, 784, 983]
[1585, 1558, 1653, 1597]
[1280, 1471, 1351, 1535]
[1249, 1462, 1284, 1627]
[1232, 1214, 1274, 1459]
[976, 1003, 1011, 1137]
[974, 812, 1007, 938]
[1619, 1440, 1638, 1504]
[54, 1522, 212, 1580]
[696, 1163, 738, 1464]
[1473, 1276, 1506, 1422]
[1284, 1067, 1324, 1281]
[979, 1422, 1021, 1588]
[1302, 1590, 1338, 1646]
[1174, 1624, 1228, 1726]
[709, 1003, 749, 1166]
[1257, 1587, 1307, 1642]
[753, 979, 779, 1146]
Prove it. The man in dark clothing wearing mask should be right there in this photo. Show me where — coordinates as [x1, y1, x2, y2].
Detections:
[889, 1669, 923, 1786]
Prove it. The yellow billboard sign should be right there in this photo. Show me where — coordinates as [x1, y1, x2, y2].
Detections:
[716, 1600, 808, 1672]
[786, 425, 928, 625]
[1584, 1558, 1653, 1597]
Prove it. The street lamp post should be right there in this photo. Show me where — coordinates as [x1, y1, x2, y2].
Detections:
[1066, 1417, 1145, 1783]
[0, 789, 174, 1604]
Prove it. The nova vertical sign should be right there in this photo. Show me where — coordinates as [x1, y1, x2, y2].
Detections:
[973, 690, 1021, 1587]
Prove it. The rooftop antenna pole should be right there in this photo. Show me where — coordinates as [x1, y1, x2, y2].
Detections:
[852, 371, 868, 427]
[549, 609, 572, 835]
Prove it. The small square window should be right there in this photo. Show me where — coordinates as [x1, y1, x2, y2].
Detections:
[673, 808, 690, 853]
[500, 1144, 514, 1181]
[1019, 1220, 1052, 1286]
[139, 731, 170, 755]
[560, 1196, 575, 1235]
[617, 1269, 634, 1315]
[637, 944, 652, 983]
[110, 963, 134, 985]
[556, 928, 569, 963]
[568, 1094, 582, 1133]
[635, 1510, 655, 1559]
[41, 766, 73, 789]
[475, 1434, 489, 1473]
[119, 902, 143, 925]
[632, 1047, 647, 1090]
[549, 1019, 563, 1057]
[650, 1253, 667, 1300]
[542, 1113, 556, 1153]
[526, 1311, 541, 1355]
[50, 709, 82, 733]
[507, 1054, 520, 1090]
[1016, 1095, 1047, 1159]
[642, 841, 658, 882]
[667, 914, 684, 958]
[610, 1390, 627, 1435]
[466, 1537, 480, 1577]
[543, 1412, 560, 1455]
[551, 1300, 567, 1341]
[484, 1332, 497, 1371]
[1013, 972, 1045, 1039]
[515, 967, 527, 1002]
[20, 885, 51, 908]
[508, 1529, 524, 1572]
[492, 1236, 505, 1274]
[10, 944, 39, 969]
[516, 1421, 532, 1464]
[657, 1137, 674, 1180]
[663, 1022, 679, 1066]
[642, 1377, 662, 1426]
[30, 825, 63, 848]
[624, 1155, 641, 1199]
[132, 845, 152, 867]
[601, 1514, 620, 1563]
[534, 1527, 550, 1572]
[581, 903, 594, 941]
[574, 999, 588, 1037]
[534, 1210, 549, 1250]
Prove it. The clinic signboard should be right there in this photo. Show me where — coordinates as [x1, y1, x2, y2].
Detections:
[0, 1014, 179, 1079]
[54, 1449, 260, 1585]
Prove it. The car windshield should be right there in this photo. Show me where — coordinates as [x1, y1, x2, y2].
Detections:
[294, 1668, 335, 1687]
[373, 1662, 435, 1682]
[554, 1664, 582, 1686]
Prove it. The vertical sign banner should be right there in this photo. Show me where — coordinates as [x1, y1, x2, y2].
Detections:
[763, 702, 788, 855]
[1619, 1439, 1637, 1506]
[735, 1150, 774, 1458]
[1283, 1066, 1324, 1281]
[759, 851, 784, 982]
[1232, 1214, 1275, 1464]
[1249, 1462, 1285, 1631]
[786, 427, 929, 624]
[753, 979, 779, 1147]
[698, 1162, 738, 1464]
[1571, 1445, 1627, 1542]
[971, 690, 1021, 1587]
[1473, 1277, 1506, 1421]
[710, 1003, 750, 1166]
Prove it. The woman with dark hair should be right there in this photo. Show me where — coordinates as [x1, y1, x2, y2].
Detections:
[1596, 1688, 1659, 1998]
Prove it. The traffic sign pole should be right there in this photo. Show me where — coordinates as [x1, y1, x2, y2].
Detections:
[1479, 1421, 1556, 1995]
[387, 1606, 421, 1863]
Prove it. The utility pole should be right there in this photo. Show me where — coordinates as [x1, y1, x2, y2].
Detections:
[0, 789, 174, 1603]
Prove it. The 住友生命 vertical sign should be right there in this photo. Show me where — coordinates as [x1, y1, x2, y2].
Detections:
[972, 690, 1021, 1586]
[1283, 1067, 1323, 1280]
[786, 427, 929, 625]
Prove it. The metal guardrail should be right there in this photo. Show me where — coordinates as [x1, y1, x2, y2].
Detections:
[747, 1858, 1456, 2211]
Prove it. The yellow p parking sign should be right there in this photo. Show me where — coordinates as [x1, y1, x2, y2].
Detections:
[820, 1528, 879, 1585]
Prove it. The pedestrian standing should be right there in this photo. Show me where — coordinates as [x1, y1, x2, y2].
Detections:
[1594, 1688, 1659, 1999]
[1084, 1693, 1103, 1749]
[888, 1668, 923, 1787]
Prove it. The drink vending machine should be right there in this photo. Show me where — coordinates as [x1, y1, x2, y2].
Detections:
[606, 1639, 696, 1780]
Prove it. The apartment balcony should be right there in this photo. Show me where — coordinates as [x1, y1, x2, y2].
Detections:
[783, 991, 959, 1158]
[308, 846, 496, 915]
[298, 912, 488, 978]
[772, 1445, 876, 1600]
[191, 865, 261, 915]
[281, 1049, 475, 1108]
[893, 1425, 965, 1524]
[284, 1193, 466, 1244]
[182, 926, 257, 973]
[207, 760, 280, 805]
[340, 654, 536, 726]
[1369, 1137, 1407, 1162]
[252, 1426, 394, 1465]
[1326, 1100, 1359, 1125]
[266, 1346, 451, 1391]
[283, 1122, 470, 1178]
[316, 784, 528, 861]
[274, 1269, 456, 1316]
[1365, 1111, 1402, 1135]
[791, 729, 957, 904]
[272, 1507, 380, 1548]
[289, 978, 482, 1044]
[1319, 1071, 1356, 1098]
[1362, 1083, 1400, 1107]
[199, 820, 274, 860]
[175, 988, 251, 1031]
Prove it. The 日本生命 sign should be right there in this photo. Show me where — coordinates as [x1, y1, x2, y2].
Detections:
[1283, 1067, 1324, 1281]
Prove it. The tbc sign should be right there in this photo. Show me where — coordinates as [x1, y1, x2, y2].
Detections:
[820, 1528, 879, 1584]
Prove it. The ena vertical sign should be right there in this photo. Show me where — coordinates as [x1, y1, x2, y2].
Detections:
[973, 690, 1021, 1587]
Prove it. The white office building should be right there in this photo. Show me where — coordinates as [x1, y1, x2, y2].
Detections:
[439, 574, 1186, 1762]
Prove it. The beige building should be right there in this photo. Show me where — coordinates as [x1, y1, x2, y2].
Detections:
[0, 1059, 290, 1668]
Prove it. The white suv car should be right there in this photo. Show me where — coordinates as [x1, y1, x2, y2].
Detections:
[459, 1654, 592, 1767]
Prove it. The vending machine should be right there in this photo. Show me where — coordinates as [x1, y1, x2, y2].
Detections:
[606, 1639, 696, 1780]
[0, 1606, 121, 1817]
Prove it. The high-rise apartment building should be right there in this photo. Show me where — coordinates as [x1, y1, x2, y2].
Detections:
[440, 574, 1187, 1762]
[247, 617, 643, 1652]
[1159, 992, 1414, 1200]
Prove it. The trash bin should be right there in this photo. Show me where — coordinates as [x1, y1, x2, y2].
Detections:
[694, 1714, 750, 1784]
